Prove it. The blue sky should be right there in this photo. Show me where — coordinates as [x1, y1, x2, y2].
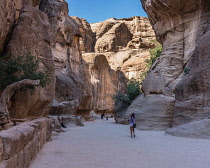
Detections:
[66, 0, 147, 23]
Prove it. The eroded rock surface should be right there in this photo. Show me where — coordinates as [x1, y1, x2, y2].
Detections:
[166, 119, 210, 139]
[83, 54, 128, 113]
[82, 17, 156, 113]
[125, 0, 210, 130]
[6, 6, 55, 119]
[38, 0, 94, 115]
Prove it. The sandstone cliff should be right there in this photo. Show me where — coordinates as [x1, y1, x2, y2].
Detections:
[83, 17, 156, 113]
[125, 0, 210, 130]
[0, 0, 95, 122]
[40, 1, 93, 115]
[0, 1, 55, 121]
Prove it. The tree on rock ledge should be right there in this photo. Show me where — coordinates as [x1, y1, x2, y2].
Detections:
[0, 53, 50, 126]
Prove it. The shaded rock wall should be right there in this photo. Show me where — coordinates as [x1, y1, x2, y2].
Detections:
[0, 0, 95, 118]
[6, 6, 55, 118]
[125, 0, 210, 130]
[0, 1, 56, 119]
[39, 0, 93, 115]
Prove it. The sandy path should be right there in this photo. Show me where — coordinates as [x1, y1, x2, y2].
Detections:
[29, 119, 210, 168]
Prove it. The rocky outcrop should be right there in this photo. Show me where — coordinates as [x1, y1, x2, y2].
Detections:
[95, 22, 133, 52]
[38, 0, 94, 115]
[89, 17, 156, 80]
[6, 6, 55, 119]
[83, 54, 128, 113]
[125, 0, 210, 130]
[0, 0, 41, 55]
[71, 16, 95, 52]
[0, 118, 52, 168]
[0, 0, 95, 120]
[82, 17, 156, 113]
[166, 119, 210, 139]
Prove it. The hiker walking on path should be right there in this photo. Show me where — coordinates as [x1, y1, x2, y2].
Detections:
[129, 113, 136, 138]
[105, 113, 109, 121]
[101, 113, 105, 120]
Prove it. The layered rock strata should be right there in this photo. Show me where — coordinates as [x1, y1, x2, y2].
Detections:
[0, 118, 52, 168]
[125, 0, 210, 130]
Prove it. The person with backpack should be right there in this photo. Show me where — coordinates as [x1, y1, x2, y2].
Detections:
[129, 113, 136, 138]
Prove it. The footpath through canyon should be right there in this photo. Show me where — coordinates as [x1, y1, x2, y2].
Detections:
[29, 119, 210, 168]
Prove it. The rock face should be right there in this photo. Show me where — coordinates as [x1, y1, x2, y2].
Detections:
[5, 4, 55, 119]
[71, 16, 95, 52]
[0, 0, 95, 120]
[82, 17, 156, 113]
[0, 0, 41, 55]
[0, 0, 156, 121]
[40, 0, 93, 115]
[125, 0, 210, 130]
[83, 54, 128, 113]
[166, 119, 210, 139]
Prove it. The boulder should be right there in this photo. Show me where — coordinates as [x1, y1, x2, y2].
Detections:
[166, 119, 210, 139]
[126, 94, 175, 130]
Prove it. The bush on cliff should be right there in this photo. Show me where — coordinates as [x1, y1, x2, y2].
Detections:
[114, 78, 141, 111]
[140, 41, 162, 81]
[0, 53, 50, 90]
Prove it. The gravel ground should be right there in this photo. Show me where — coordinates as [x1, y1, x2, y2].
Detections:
[29, 118, 210, 168]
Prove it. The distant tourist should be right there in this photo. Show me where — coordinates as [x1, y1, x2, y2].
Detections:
[105, 113, 109, 121]
[58, 115, 67, 128]
[101, 113, 105, 120]
[128, 113, 136, 138]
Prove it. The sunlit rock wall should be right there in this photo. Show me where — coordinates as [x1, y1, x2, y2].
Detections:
[82, 16, 156, 114]
[40, 0, 93, 115]
[89, 17, 156, 80]
[83, 54, 128, 113]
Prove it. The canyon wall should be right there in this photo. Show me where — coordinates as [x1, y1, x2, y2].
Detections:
[40, 1, 93, 115]
[83, 17, 156, 113]
[0, 1, 55, 121]
[0, 0, 96, 120]
[125, 0, 210, 130]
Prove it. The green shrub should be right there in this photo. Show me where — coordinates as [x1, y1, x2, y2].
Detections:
[126, 78, 141, 103]
[0, 53, 51, 90]
[140, 41, 162, 81]
[114, 78, 141, 111]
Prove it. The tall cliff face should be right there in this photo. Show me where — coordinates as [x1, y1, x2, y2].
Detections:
[125, 0, 210, 130]
[0, 0, 94, 119]
[83, 54, 127, 113]
[39, 0, 93, 115]
[90, 17, 156, 80]
[83, 17, 156, 113]
[0, 1, 55, 119]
